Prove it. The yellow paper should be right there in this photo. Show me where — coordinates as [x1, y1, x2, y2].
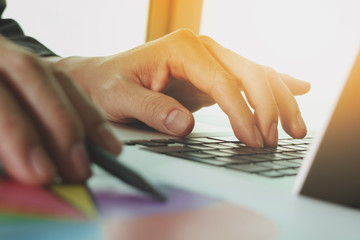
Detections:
[51, 185, 97, 218]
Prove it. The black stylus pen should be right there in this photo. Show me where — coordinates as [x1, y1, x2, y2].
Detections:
[86, 141, 166, 202]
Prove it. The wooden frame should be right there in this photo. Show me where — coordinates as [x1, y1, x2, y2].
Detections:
[146, 0, 203, 41]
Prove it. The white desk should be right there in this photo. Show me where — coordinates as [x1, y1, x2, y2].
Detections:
[114, 114, 360, 240]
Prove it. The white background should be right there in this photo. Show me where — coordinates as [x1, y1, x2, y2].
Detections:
[4, 0, 149, 56]
[4, 0, 360, 132]
[200, 0, 360, 130]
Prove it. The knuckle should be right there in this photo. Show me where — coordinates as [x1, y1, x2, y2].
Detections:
[262, 102, 279, 119]
[140, 93, 165, 120]
[174, 28, 197, 39]
[169, 29, 198, 47]
[51, 104, 83, 142]
[210, 72, 237, 96]
[265, 66, 277, 76]
[0, 116, 39, 154]
[0, 116, 27, 139]
[51, 66, 70, 80]
[89, 118, 107, 132]
[197, 34, 213, 43]
[287, 96, 300, 111]
[11, 52, 42, 72]
[249, 63, 263, 73]
[51, 67, 73, 86]
[267, 101, 279, 114]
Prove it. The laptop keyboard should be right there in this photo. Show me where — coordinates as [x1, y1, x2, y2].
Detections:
[125, 136, 312, 178]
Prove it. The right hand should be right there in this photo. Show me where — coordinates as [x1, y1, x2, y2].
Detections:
[0, 37, 121, 186]
[57, 30, 310, 148]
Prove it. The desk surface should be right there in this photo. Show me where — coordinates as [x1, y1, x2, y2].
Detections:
[114, 112, 360, 240]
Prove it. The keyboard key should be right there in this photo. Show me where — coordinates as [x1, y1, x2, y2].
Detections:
[268, 146, 298, 152]
[151, 139, 176, 144]
[232, 155, 272, 163]
[256, 162, 290, 170]
[221, 149, 254, 156]
[261, 147, 286, 154]
[284, 152, 307, 158]
[137, 142, 169, 147]
[188, 145, 216, 151]
[258, 171, 286, 178]
[278, 168, 299, 176]
[202, 150, 235, 157]
[255, 153, 297, 161]
[301, 138, 313, 144]
[189, 137, 224, 143]
[215, 157, 252, 164]
[143, 146, 197, 153]
[203, 143, 234, 149]
[168, 153, 227, 166]
[194, 158, 229, 166]
[219, 142, 246, 148]
[238, 147, 269, 154]
[126, 140, 152, 145]
[278, 140, 296, 146]
[288, 139, 310, 144]
[208, 136, 241, 143]
[288, 159, 303, 165]
[282, 145, 308, 151]
[272, 160, 300, 168]
[226, 163, 271, 173]
[185, 152, 215, 158]
[173, 139, 203, 145]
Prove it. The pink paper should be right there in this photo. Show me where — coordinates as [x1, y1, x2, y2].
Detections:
[104, 203, 277, 240]
[0, 179, 84, 219]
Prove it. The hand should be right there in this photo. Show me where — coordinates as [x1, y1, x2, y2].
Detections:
[0, 37, 121, 185]
[56, 29, 310, 147]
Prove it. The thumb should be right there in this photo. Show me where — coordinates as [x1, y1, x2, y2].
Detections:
[127, 86, 195, 137]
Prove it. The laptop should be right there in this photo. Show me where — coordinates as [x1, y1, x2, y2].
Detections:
[112, 50, 360, 209]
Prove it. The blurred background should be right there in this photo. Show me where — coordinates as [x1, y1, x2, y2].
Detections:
[4, 0, 360, 133]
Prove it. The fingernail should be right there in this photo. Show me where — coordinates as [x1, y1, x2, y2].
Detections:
[30, 147, 55, 180]
[71, 142, 91, 180]
[297, 113, 307, 131]
[97, 123, 122, 155]
[165, 109, 192, 135]
[268, 122, 278, 146]
[254, 125, 264, 148]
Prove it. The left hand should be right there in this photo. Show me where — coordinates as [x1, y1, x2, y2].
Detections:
[54, 29, 310, 147]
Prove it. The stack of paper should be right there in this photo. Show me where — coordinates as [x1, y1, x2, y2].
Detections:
[0, 178, 101, 240]
[0, 179, 96, 220]
[1, 174, 276, 240]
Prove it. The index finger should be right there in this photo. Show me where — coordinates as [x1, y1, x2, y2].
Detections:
[198, 35, 280, 146]
[163, 30, 264, 147]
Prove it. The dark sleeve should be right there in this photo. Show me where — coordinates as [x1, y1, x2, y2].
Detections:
[0, 0, 57, 56]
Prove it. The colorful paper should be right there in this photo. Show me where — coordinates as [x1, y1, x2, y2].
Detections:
[0, 174, 276, 240]
[103, 203, 277, 240]
[0, 220, 102, 240]
[0, 179, 84, 219]
[93, 185, 219, 219]
[51, 184, 97, 218]
[89, 177, 276, 240]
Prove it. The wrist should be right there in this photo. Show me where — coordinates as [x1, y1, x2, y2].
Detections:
[50, 56, 97, 94]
